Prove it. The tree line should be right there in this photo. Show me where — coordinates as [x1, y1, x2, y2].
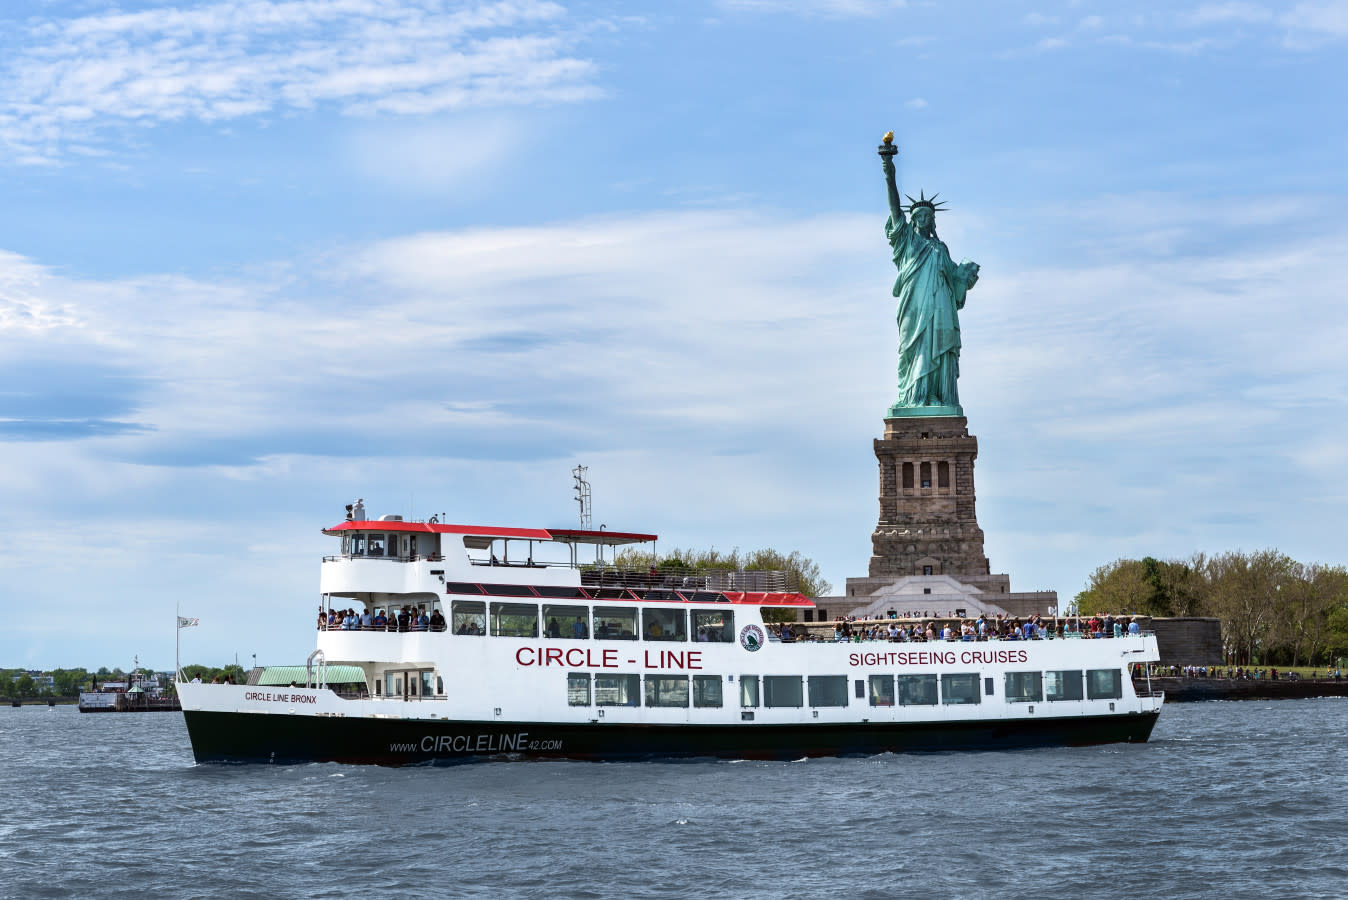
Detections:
[1, 664, 247, 699]
[1076, 550, 1348, 667]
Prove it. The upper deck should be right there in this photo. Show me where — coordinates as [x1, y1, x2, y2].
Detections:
[319, 517, 809, 603]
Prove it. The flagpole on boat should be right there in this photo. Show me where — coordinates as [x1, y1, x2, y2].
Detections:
[175, 598, 181, 683]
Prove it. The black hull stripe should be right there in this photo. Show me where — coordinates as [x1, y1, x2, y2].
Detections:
[183, 710, 1161, 766]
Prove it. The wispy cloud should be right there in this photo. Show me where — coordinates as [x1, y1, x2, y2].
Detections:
[717, 0, 905, 17]
[0, 0, 603, 165]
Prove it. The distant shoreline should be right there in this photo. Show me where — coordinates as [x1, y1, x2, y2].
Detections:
[1137, 676, 1348, 703]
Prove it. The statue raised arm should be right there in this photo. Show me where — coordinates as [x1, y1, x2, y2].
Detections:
[879, 132, 904, 226]
[877, 131, 978, 419]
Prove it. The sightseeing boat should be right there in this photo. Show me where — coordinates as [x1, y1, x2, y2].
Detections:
[177, 511, 1164, 765]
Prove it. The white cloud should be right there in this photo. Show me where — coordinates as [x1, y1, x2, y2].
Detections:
[717, 0, 905, 17]
[0, 0, 603, 164]
[1184, 2, 1273, 26]
[905, 97, 928, 109]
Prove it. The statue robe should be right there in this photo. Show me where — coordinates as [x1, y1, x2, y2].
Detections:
[886, 214, 973, 409]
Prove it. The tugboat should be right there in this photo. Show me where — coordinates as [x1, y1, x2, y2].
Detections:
[177, 506, 1163, 764]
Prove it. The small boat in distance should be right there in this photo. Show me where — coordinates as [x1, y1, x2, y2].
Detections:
[177, 506, 1163, 765]
[81, 665, 180, 713]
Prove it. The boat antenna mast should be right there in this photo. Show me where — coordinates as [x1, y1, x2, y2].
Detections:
[572, 465, 592, 530]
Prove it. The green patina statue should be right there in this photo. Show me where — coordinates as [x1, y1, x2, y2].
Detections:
[879, 132, 979, 418]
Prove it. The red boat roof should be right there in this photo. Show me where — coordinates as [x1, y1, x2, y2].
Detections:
[325, 521, 657, 545]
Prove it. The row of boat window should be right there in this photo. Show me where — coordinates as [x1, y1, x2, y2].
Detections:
[450, 602, 733, 642]
[445, 583, 732, 604]
[564, 669, 1125, 708]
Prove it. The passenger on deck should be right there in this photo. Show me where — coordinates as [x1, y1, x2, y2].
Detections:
[374, 609, 388, 629]
[430, 609, 446, 631]
[397, 607, 410, 632]
[572, 617, 588, 639]
[360, 608, 373, 630]
[547, 618, 562, 638]
[317, 612, 327, 630]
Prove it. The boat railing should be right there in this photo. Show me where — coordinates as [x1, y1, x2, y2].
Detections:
[322, 553, 446, 563]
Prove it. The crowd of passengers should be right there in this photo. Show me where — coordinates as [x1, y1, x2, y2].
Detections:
[319, 606, 447, 632]
[773, 613, 1144, 643]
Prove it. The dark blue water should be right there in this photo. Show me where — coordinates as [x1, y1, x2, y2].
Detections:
[2, 700, 1345, 899]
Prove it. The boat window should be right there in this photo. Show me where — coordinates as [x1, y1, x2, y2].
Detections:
[490, 602, 539, 638]
[421, 672, 436, 698]
[482, 583, 535, 597]
[1087, 669, 1123, 700]
[567, 673, 591, 706]
[592, 588, 631, 600]
[1005, 671, 1043, 703]
[350, 534, 367, 556]
[367, 534, 386, 557]
[764, 676, 804, 708]
[451, 601, 486, 636]
[941, 673, 981, 705]
[534, 586, 588, 599]
[643, 589, 678, 603]
[643, 608, 687, 642]
[692, 610, 733, 643]
[897, 674, 938, 706]
[690, 591, 723, 603]
[808, 675, 849, 707]
[446, 582, 483, 595]
[869, 674, 895, 707]
[1046, 670, 1084, 701]
[543, 605, 589, 639]
[595, 673, 640, 707]
[644, 675, 689, 708]
[739, 676, 760, 708]
[693, 675, 723, 708]
[592, 606, 637, 641]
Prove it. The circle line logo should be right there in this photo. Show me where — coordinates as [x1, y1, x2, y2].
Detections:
[739, 624, 765, 652]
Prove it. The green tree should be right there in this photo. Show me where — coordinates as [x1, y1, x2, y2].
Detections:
[1271, 563, 1348, 667]
[14, 673, 36, 698]
[51, 668, 91, 696]
[1076, 558, 1152, 615]
[1203, 549, 1293, 665]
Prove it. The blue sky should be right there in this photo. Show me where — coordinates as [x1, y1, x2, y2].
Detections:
[2, 0, 1346, 669]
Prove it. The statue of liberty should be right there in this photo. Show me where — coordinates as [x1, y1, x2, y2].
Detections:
[879, 132, 980, 418]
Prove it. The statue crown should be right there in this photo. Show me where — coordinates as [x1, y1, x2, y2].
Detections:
[905, 191, 948, 214]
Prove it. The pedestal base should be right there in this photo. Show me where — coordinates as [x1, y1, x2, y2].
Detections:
[886, 403, 963, 418]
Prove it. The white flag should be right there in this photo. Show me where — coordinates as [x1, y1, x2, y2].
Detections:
[177, 616, 199, 629]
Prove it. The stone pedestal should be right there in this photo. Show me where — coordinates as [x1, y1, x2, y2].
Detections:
[799, 413, 1060, 625]
[868, 415, 990, 578]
